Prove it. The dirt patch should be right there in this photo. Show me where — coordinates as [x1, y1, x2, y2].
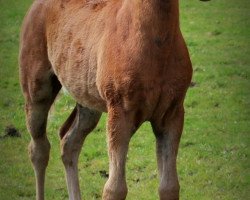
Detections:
[189, 81, 197, 88]
[99, 170, 109, 178]
[1, 125, 21, 138]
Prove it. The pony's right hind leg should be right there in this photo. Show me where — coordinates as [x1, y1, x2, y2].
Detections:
[20, 55, 61, 200]
[20, 2, 61, 199]
[22, 72, 61, 200]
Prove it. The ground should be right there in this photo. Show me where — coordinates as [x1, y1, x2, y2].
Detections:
[0, 0, 249, 199]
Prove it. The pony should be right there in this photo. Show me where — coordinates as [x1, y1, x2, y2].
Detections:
[19, 0, 192, 199]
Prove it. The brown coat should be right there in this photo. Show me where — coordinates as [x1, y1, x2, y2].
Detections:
[19, 0, 192, 199]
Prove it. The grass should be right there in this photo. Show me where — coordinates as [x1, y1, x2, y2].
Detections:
[0, 0, 249, 199]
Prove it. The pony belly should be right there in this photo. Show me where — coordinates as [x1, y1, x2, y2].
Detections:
[61, 82, 107, 112]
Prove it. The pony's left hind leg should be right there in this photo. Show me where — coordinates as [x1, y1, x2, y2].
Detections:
[60, 104, 101, 200]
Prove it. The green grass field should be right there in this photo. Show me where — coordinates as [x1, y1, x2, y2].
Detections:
[0, 0, 249, 199]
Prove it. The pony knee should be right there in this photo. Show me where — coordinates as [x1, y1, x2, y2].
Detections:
[60, 139, 80, 167]
[103, 180, 128, 200]
[61, 146, 72, 167]
[102, 188, 128, 200]
[29, 138, 50, 169]
[159, 183, 180, 200]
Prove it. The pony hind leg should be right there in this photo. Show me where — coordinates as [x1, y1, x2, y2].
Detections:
[20, 65, 61, 200]
[19, 2, 62, 199]
[20, 32, 61, 200]
[60, 104, 101, 200]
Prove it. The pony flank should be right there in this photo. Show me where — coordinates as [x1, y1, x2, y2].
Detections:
[19, 0, 192, 199]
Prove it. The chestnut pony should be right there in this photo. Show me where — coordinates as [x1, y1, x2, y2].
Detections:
[19, 0, 192, 199]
